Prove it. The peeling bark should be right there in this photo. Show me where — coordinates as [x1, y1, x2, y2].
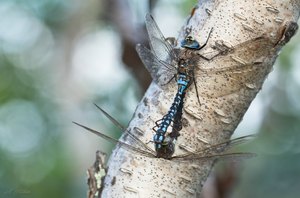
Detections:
[100, 0, 300, 197]
[87, 151, 107, 198]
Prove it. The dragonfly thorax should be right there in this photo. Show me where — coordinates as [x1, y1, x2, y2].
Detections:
[178, 59, 192, 75]
[177, 58, 194, 79]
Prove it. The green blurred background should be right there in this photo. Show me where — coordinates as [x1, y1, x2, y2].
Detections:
[0, 0, 299, 198]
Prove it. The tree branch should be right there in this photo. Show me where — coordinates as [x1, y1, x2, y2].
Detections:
[99, 0, 299, 197]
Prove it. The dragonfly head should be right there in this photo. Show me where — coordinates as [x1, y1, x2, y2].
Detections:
[181, 35, 200, 50]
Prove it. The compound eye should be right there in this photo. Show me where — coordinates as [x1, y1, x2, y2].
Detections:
[181, 35, 200, 49]
[187, 36, 194, 42]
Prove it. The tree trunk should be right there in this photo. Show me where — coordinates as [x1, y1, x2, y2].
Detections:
[100, 0, 300, 197]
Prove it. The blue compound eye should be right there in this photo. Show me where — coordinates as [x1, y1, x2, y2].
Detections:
[181, 36, 200, 49]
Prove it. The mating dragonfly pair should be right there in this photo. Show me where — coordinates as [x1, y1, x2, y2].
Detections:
[136, 14, 212, 157]
[75, 13, 261, 161]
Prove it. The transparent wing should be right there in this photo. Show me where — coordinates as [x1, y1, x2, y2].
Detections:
[145, 14, 176, 62]
[188, 37, 273, 100]
[94, 103, 125, 131]
[93, 104, 154, 154]
[172, 135, 255, 160]
[73, 122, 156, 158]
[172, 152, 256, 162]
[136, 44, 177, 86]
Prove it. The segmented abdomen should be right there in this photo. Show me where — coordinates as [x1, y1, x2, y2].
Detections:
[153, 74, 189, 150]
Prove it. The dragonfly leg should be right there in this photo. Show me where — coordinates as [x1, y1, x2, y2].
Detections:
[153, 119, 164, 129]
[198, 53, 215, 61]
[145, 139, 154, 146]
[161, 74, 176, 86]
[193, 72, 202, 106]
[152, 125, 158, 132]
[198, 27, 214, 50]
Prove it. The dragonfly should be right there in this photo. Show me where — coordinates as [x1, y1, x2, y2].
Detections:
[136, 14, 272, 146]
[153, 91, 186, 140]
[73, 104, 255, 161]
[136, 14, 213, 151]
[150, 91, 187, 157]
[136, 14, 212, 106]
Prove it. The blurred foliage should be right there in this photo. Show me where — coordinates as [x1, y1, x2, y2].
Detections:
[178, 0, 199, 15]
[0, 0, 144, 197]
[0, 0, 75, 197]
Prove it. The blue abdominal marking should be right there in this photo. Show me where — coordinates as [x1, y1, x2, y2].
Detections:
[153, 72, 190, 152]
[170, 92, 185, 138]
[153, 92, 185, 149]
[153, 90, 186, 158]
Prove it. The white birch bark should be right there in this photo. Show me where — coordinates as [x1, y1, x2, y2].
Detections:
[100, 0, 300, 197]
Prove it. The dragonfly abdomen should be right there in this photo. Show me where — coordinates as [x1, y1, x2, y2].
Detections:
[153, 75, 190, 151]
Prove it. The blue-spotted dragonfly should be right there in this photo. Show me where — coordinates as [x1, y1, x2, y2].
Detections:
[136, 14, 212, 152]
[73, 104, 255, 161]
[136, 14, 272, 151]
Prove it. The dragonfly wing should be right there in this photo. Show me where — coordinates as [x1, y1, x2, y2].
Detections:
[173, 135, 255, 159]
[94, 104, 155, 154]
[188, 37, 274, 100]
[73, 122, 155, 158]
[145, 14, 176, 63]
[94, 103, 125, 131]
[172, 152, 256, 162]
[136, 44, 176, 86]
[222, 135, 255, 149]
